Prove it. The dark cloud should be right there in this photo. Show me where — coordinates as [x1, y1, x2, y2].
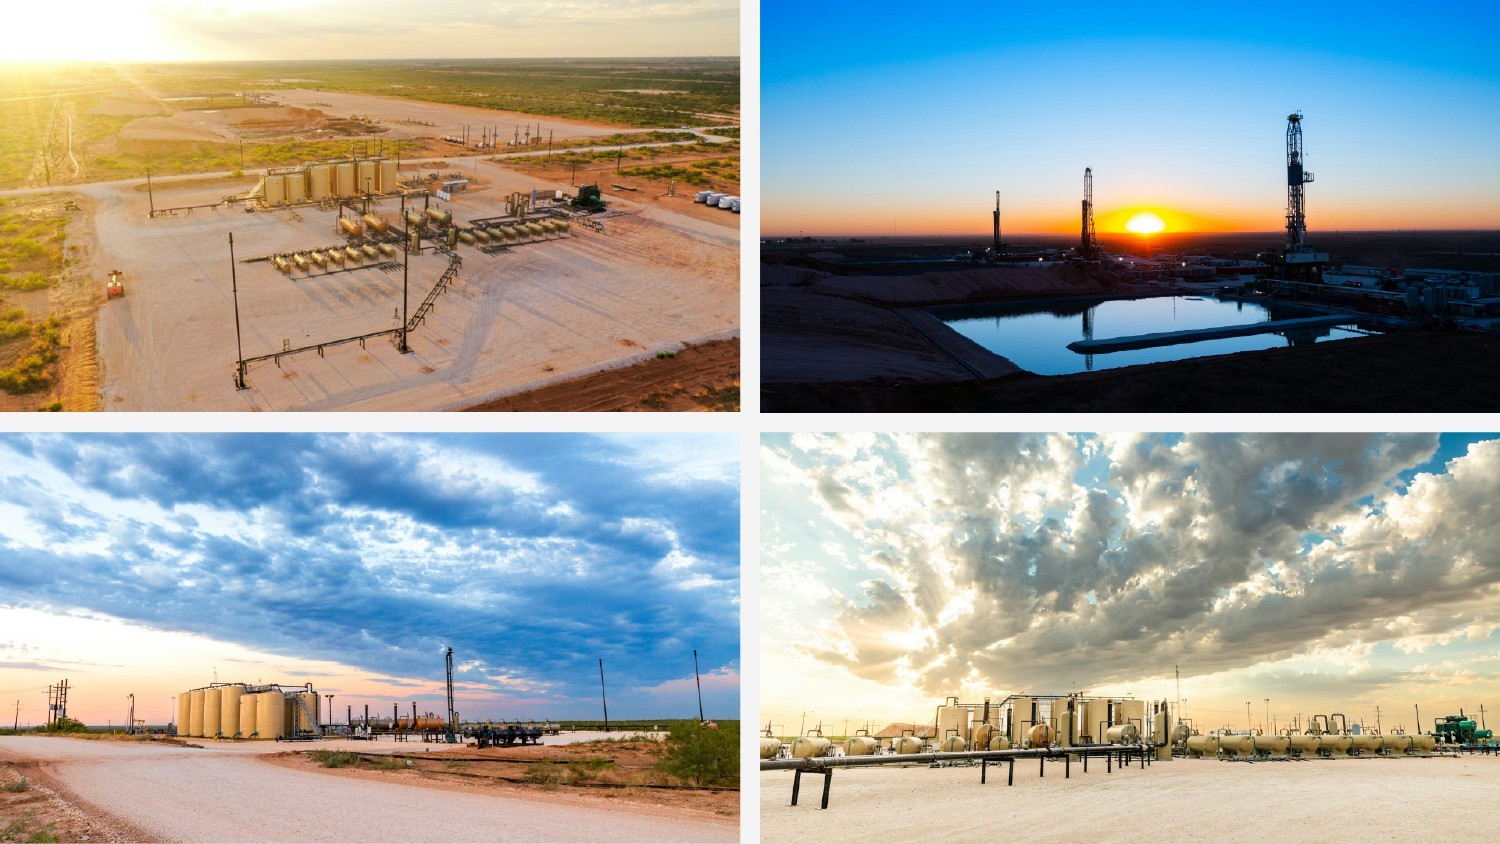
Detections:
[0, 434, 738, 718]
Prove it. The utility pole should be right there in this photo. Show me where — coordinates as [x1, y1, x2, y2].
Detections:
[12, 700, 17, 731]
[1245, 701, 1252, 733]
[1265, 699, 1270, 735]
[693, 649, 704, 723]
[230, 233, 246, 389]
[598, 659, 610, 732]
[1377, 705, 1382, 735]
[1174, 665, 1181, 725]
[146, 169, 154, 217]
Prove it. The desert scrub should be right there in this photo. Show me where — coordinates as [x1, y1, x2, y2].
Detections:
[657, 720, 738, 787]
[1, 777, 27, 793]
[523, 762, 562, 790]
[565, 757, 615, 782]
[307, 750, 360, 768]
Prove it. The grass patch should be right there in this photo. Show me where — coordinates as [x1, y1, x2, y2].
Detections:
[442, 759, 470, 773]
[565, 757, 616, 782]
[307, 750, 361, 768]
[0, 315, 64, 395]
[689, 385, 739, 412]
[523, 761, 562, 790]
[1, 778, 27, 793]
[0, 810, 58, 844]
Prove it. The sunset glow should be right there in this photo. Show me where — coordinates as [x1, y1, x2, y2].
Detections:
[1125, 212, 1166, 234]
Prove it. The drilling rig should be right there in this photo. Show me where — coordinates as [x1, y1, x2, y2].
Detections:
[1079, 167, 1099, 261]
[1281, 112, 1328, 280]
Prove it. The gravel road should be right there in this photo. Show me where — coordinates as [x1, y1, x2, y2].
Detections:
[0, 736, 734, 842]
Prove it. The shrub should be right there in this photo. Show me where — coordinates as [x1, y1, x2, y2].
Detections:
[307, 750, 360, 768]
[657, 721, 738, 787]
[1, 777, 28, 793]
[523, 761, 561, 790]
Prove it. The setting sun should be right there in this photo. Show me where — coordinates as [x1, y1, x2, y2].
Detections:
[1125, 212, 1166, 234]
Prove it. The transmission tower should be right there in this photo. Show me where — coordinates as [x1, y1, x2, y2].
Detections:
[1080, 167, 1099, 260]
[1285, 112, 1314, 254]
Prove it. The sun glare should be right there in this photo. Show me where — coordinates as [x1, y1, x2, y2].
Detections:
[1126, 212, 1166, 235]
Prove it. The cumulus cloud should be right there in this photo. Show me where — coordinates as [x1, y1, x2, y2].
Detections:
[766, 433, 1492, 698]
[0, 434, 738, 717]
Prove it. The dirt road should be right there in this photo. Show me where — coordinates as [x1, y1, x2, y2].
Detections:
[1, 737, 735, 842]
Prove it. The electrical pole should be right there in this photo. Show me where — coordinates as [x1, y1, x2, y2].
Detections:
[230, 233, 246, 389]
[693, 649, 704, 723]
[1174, 665, 1181, 725]
[598, 659, 610, 732]
[1377, 705, 1382, 735]
[1265, 699, 1269, 735]
[1245, 702, 1251, 733]
[12, 700, 17, 731]
[146, 169, 154, 217]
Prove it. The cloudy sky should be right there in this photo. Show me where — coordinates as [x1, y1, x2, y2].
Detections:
[3, 0, 738, 62]
[763, 433, 1500, 737]
[0, 433, 739, 727]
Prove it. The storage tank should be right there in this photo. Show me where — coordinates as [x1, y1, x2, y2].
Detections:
[363, 244, 379, 260]
[378, 243, 397, 257]
[1286, 734, 1320, 756]
[937, 706, 968, 743]
[1349, 734, 1383, 755]
[1106, 724, 1139, 744]
[188, 688, 204, 737]
[363, 213, 388, 234]
[525, 223, 547, 237]
[458, 230, 477, 245]
[357, 160, 377, 196]
[844, 736, 878, 756]
[263, 174, 285, 207]
[556, 220, 571, 232]
[1252, 734, 1290, 754]
[890, 735, 922, 754]
[940, 735, 966, 753]
[293, 253, 309, 270]
[972, 723, 1000, 749]
[1186, 735, 1220, 758]
[404, 210, 425, 228]
[790, 736, 831, 758]
[1170, 724, 1191, 745]
[345, 246, 362, 263]
[202, 687, 222, 738]
[1217, 734, 1255, 756]
[297, 692, 319, 732]
[327, 248, 344, 266]
[1081, 700, 1109, 744]
[273, 256, 290, 273]
[1027, 723, 1055, 748]
[284, 171, 306, 204]
[309, 251, 327, 267]
[1380, 735, 1412, 754]
[472, 228, 491, 244]
[426, 207, 451, 225]
[987, 735, 1011, 750]
[379, 160, 397, 193]
[238, 692, 257, 738]
[255, 692, 285, 740]
[335, 163, 355, 198]
[339, 218, 363, 237]
[176, 693, 190, 736]
[308, 164, 331, 200]
[1412, 735, 1436, 753]
[759, 738, 782, 759]
[219, 686, 243, 738]
[1116, 700, 1146, 733]
[1317, 733, 1351, 755]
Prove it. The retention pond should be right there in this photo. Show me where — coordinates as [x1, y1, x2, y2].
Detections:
[935, 295, 1391, 375]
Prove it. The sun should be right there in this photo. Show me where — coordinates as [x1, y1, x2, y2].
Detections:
[1125, 212, 1166, 235]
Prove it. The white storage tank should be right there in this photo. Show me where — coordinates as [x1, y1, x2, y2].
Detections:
[202, 687, 222, 738]
[790, 736, 831, 758]
[188, 688, 205, 737]
[335, 163, 355, 198]
[759, 738, 782, 759]
[219, 686, 243, 739]
[262, 174, 285, 207]
[284, 171, 306, 204]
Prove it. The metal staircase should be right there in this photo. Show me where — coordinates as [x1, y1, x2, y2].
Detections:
[289, 695, 322, 737]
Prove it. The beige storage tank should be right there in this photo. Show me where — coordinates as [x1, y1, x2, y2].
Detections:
[473, 228, 492, 244]
[556, 220, 571, 233]
[188, 689, 205, 737]
[285, 172, 306, 204]
[525, 223, 547, 237]
[1380, 735, 1412, 754]
[1009, 697, 1035, 745]
[457, 231, 477, 245]
[405, 210, 425, 228]
[327, 248, 344, 266]
[1349, 734, 1382, 754]
[937, 706, 968, 743]
[345, 246, 362, 263]
[844, 736, 879, 756]
[1317, 734, 1352, 755]
[972, 723, 1000, 749]
[379, 160, 397, 193]
[891, 735, 922, 754]
[1170, 724, 1191, 745]
[940, 735, 966, 753]
[177, 693, 190, 736]
[357, 160, 377, 196]
[1117, 700, 1146, 733]
[759, 738, 782, 759]
[1253, 734, 1290, 754]
[1217, 734, 1254, 756]
[308, 164, 331, 200]
[1106, 724, 1140, 744]
[219, 686, 243, 738]
[1186, 735, 1220, 758]
[255, 692, 285, 740]
[1412, 735, 1436, 753]
[310, 251, 327, 267]
[1286, 734, 1321, 755]
[296, 692, 319, 732]
[362, 213, 388, 234]
[263, 174, 285, 207]
[339, 218, 363, 237]
[335, 163, 355, 198]
[239, 692, 257, 738]
[987, 735, 1011, 750]
[362, 244, 379, 260]
[1082, 700, 1110, 743]
[426, 207, 451, 225]
[273, 256, 291, 273]
[293, 253, 309, 270]
[378, 243, 397, 257]
[1027, 723, 1055, 748]
[790, 737, 831, 759]
[202, 687, 222, 738]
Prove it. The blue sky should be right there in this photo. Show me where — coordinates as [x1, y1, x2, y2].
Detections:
[0, 433, 739, 725]
[762, 433, 1500, 735]
[763, 1, 1500, 236]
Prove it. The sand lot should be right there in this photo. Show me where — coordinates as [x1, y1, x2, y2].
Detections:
[270, 88, 635, 140]
[84, 159, 737, 411]
[761, 755, 1499, 842]
[0, 735, 734, 843]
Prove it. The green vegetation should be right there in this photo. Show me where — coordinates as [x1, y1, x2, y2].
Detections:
[0, 210, 66, 291]
[0, 778, 27, 794]
[0, 811, 59, 844]
[34, 717, 85, 734]
[523, 761, 562, 790]
[689, 385, 740, 412]
[657, 721, 738, 787]
[307, 750, 361, 768]
[0, 313, 63, 395]
[565, 757, 616, 782]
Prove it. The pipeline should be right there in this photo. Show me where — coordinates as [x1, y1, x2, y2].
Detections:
[760, 742, 1148, 771]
